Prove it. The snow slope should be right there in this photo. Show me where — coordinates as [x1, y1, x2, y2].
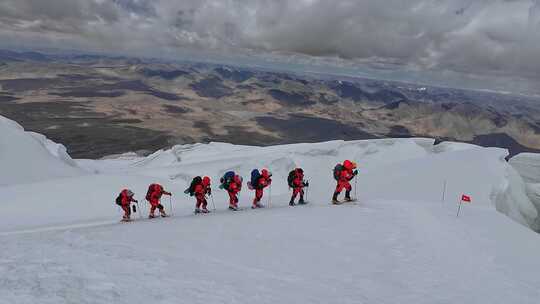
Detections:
[2, 199, 540, 304]
[509, 153, 540, 230]
[0, 116, 82, 186]
[509, 153, 540, 184]
[1, 115, 540, 303]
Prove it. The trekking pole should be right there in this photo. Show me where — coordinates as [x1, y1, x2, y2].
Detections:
[268, 184, 272, 208]
[136, 201, 142, 219]
[354, 176, 358, 200]
[210, 194, 216, 211]
[117, 205, 122, 220]
[144, 200, 150, 217]
[169, 196, 173, 216]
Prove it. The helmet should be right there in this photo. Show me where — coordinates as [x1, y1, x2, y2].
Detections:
[261, 169, 270, 178]
[202, 176, 211, 185]
[295, 168, 304, 174]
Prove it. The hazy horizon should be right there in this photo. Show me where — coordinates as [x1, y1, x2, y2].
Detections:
[1, 0, 539, 95]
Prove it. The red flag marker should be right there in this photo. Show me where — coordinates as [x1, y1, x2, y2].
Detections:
[457, 194, 471, 217]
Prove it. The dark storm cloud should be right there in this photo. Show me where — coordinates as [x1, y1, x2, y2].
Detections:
[0, 0, 539, 86]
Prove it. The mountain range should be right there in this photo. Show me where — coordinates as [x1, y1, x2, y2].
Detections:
[1, 49, 540, 158]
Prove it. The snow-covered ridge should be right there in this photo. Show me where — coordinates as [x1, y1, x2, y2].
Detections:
[509, 153, 540, 230]
[0, 114, 539, 232]
[76, 137, 539, 230]
[0, 115, 83, 186]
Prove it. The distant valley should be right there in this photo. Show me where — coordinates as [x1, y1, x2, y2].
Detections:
[1, 49, 540, 158]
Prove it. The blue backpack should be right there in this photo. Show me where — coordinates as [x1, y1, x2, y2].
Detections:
[220, 171, 236, 190]
[250, 169, 261, 187]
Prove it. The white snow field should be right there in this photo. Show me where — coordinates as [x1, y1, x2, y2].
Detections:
[1, 115, 540, 304]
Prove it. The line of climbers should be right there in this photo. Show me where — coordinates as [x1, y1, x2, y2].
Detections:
[115, 160, 358, 222]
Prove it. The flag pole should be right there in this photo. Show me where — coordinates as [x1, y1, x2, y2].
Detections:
[456, 198, 463, 217]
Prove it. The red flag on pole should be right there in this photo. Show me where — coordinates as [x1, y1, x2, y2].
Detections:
[461, 195, 471, 203]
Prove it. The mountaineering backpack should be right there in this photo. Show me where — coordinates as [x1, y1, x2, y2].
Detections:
[186, 176, 203, 196]
[333, 164, 344, 181]
[250, 169, 261, 189]
[146, 184, 160, 201]
[220, 171, 236, 190]
[115, 193, 123, 206]
[287, 170, 296, 188]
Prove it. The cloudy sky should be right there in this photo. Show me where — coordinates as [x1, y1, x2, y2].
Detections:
[0, 0, 539, 93]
